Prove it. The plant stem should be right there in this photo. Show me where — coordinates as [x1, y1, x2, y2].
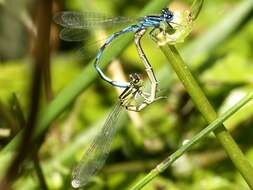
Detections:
[0, 0, 52, 188]
[160, 45, 253, 188]
[11, 94, 49, 190]
[130, 92, 253, 190]
[190, 0, 204, 20]
[5, 2, 252, 188]
[32, 153, 49, 190]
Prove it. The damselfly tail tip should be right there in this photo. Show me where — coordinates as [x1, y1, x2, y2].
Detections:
[71, 179, 81, 188]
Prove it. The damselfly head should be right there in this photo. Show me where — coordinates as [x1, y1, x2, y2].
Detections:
[129, 73, 143, 87]
[161, 8, 173, 23]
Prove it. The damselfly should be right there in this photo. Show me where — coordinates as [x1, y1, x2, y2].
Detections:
[54, 8, 175, 99]
[71, 73, 158, 188]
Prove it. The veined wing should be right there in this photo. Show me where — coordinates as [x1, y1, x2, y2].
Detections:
[54, 11, 137, 29]
[59, 28, 88, 41]
[71, 102, 124, 188]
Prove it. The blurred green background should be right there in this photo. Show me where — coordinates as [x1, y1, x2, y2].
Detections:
[0, 0, 253, 189]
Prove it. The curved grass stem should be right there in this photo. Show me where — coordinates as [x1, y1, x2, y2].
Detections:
[159, 45, 253, 189]
[130, 91, 253, 190]
[190, 0, 204, 20]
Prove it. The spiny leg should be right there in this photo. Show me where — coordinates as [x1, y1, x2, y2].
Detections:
[125, 93, 168, 112]
[125, 102, 149, 112]
[125, 91, 149, 111]
[149, 23, 179, 45]
[149, 27, 162, 41]
[134, 29, 158, 103]
[124, 89, 161, 112]
[119, 73, 166, 112]
[122, 86, 149, 112]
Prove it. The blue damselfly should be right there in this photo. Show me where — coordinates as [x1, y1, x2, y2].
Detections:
[54, 8, 174, 90]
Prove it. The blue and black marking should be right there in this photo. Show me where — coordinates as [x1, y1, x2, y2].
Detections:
[94, 8, 174, 88]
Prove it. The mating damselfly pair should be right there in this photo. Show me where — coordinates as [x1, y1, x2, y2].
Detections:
[54, 7, 189, 188]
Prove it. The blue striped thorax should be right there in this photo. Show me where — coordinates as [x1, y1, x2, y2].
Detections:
[139, 8, 174, 28]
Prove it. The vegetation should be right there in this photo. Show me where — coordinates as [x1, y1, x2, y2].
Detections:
[0, 0, 253, 189]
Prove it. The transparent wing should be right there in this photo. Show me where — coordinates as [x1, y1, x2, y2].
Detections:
[71, 102, 124, 188]
[54, 11, 137, 29]
[59, 28, 88, 41]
